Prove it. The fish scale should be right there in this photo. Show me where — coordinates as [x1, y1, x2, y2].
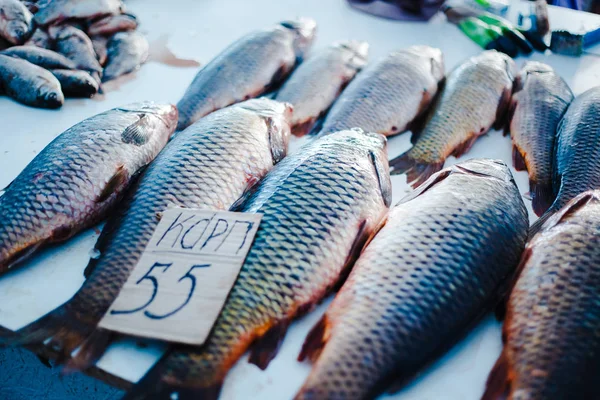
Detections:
[123, 129, 391, 400]
[9, 98, 293, 370]
[530, 86, 600, 235]
[0, 102, 177, 275]
[483, 191, 600, 400]
[295, 159, 528, 400]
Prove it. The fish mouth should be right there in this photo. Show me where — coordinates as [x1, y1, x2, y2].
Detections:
[7, 22, 31, 44]
[42, 90, 64, 109]
[280, 18, 317, 59]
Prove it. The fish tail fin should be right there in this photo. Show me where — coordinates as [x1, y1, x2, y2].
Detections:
[63, 328, 115, 373]
[3, 306, 92, 362]
[123, 361, 224, 400]
[530, 180, 555, 217]
[481, 351, 511, 400]
[248, 320, 290, 370]
[389, 151, 444, 188]
[298, 315, 330, 363]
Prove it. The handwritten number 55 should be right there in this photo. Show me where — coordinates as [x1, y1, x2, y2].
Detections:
[110, 262, 210, 319]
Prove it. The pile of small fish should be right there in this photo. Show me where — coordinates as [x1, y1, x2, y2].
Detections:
[1, 13, 600, 400]
[0, 0, 148, 108]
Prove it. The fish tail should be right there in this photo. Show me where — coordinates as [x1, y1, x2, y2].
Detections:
[530, 180, 555, 217]
[3, 306, 92, 362]
[122, 362, 223, 400]
[298, 315, 330, 363]
[481, 350, 511, 400]
[63, 328, 115, 373]
[389, 151, 444, 188]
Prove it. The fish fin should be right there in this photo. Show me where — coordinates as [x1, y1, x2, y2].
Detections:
[4, 306, 92, 362]
[291, 118, 317, 137]
[481, 351, 511, 400]
[493, 86, 513, 131]
[96, 165, 128, 203]
[83, 257, 99, 279]
[63, 328, 115, 373]
[307, 116, 325, 136]
[494, 246, 532, 321]
[0, 178, 14, 193]
[504, 97, 518, 137]
[451, 134, 479, 159]
[264, 63, 292, 93]
[248, 319, 290, 370]
[228, 177, 261, 212]
[369, 150, 392, 207]
[1, 241, 44, 273]
[534, 191, 600, 236]
[389, 151, 444, 189]
[529, 208, 554, 238]
[298, 314, 330, 363]
[511, 145, 527, 171]
[530, 180, 554, 217]
[122, 114, 151, 145]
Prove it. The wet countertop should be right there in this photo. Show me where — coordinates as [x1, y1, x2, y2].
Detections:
[0, 0, 599, 399]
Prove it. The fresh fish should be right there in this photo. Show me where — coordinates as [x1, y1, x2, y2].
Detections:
[24, 28, 51, 49]
[0, 54, 63, 108]
[390, 50, 515, 187]
[87, 13, 137, 36]
[50, 25, 103, 82]
[123, 128, 391, 400]
[0, 0, 33, 44]
[176, 18, 317, 130]
[1, 45, 77, 70]
[102, 31, 148, 82]
[9, 99, 293, 370]
[34, 0, 124, 26]
[274, 40, 368, 136]
[508, 61, 573, 216]
[317, 45, 444, 137]
[91, 35, 108, 66]
[0, 102, 177, 274]
[21, 0, 38, 13]
[295, 159, 528, 400]
[482, 190, 600, 400]
[530, 86, 600, 235]
[51, 69, 98, 98]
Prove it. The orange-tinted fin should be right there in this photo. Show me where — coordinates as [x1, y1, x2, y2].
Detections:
[248, 320, 290, 370]
[389, 151, 444, 189]
[96, 165, 128, 203]
[493, 86, 513, 131]
[530, 180, 555, 217]
[2, 306, 92, 363]
[512, 145, 527, 172]
[481, 351, 511, 400]
[63, 328, 115, 373]
[292, 118, 317, 137]
[452, 134, 480, 159]
[298, 314, 330, 363]
[0, 241, 44, 274]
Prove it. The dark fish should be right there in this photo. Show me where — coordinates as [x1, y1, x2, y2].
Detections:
[124, 128, 392, 400]
[9, 99, 293, 372]
[0, 54, 63, 108]
[176, 18, 317, 130]
[274, 40, 368, 136]
[530, 86, 600, 235]
[508, 61, 573, 216]
[317, 45, 444, 137]
[49, 25, 103, 81]
[0, 102, 177, 274]
[24, 28, 51, 49]
[2, 45, 77, 70]
[51, 69, 98, 97]
[87, 13, 137, 36]
[390, 50, 515, 187]
[34, 0, 124, 26]
[0, 0, 33, 44]
[295, 159, 528, 400]
[90, 35, 108, 66]
[102, 31, 148, 82]
[483, 190, 600, 400]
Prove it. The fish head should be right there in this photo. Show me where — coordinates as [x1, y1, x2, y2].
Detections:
[279, 17, 317, 60]
[405, 45, 445, 82]
[335, 40, 369, 68]
[118, 101, 179, 136]
[451, 158, 514, 183]
[36, 79, 64, 109]
[239, 98, 293, 164]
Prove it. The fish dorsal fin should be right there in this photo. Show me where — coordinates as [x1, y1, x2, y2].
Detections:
[539, 191, 600, 233]
[122, 114, 151, 145]
[96, 165, 128, 203]
[369, 150, 392, 208]
[395, 168, 453, 206]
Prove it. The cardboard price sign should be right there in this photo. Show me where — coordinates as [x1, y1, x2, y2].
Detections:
[99, 208, 261, 345]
